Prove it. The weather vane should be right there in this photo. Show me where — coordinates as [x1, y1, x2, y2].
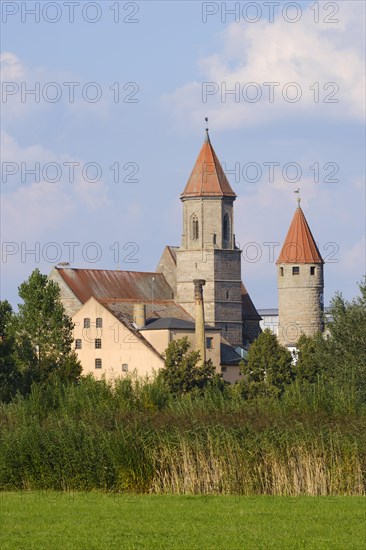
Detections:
[294, 188, 301, 206]
[205, 116, 210, 142]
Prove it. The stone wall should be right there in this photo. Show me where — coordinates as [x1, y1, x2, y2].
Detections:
[156, 247, 177, 295]
[176, 248, 243, 346]
[48, 267, 82, 317]
[277, 263, 324, 346]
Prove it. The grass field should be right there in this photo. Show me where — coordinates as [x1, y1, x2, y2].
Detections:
[1, 493, 365, 549]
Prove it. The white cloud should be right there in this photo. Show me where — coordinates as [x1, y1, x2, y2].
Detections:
[1, 131, 110, 242]
[0, 53, 112, 125]
[0, 52, 26, 80]
[163, 3, 365, 130]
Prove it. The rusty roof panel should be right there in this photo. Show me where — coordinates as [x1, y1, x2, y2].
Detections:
[56, 268, 174, 304]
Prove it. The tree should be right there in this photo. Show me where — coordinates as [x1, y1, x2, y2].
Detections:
[0, 301, 21, 402]
[158, 337, 222, 395]
[9, 269, 81, 392]
[295, 333, 325, 383]
[281, 280, 366, 400]
[240, 329, 294, 398]
[320, 279, 366, 398]
[0, 300, 13, 338]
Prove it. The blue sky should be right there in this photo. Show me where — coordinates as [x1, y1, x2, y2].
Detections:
[1, 1, 365, 309]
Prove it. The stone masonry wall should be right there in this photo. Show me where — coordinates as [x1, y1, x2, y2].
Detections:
[277, 263, 324, 346]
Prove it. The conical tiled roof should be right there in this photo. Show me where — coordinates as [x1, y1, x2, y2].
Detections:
[181, 131, 236, 199]
[276, 204, 324, 264]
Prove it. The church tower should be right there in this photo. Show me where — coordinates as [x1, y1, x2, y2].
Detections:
[276, 199, 324, 347]
[175, 129, 243, 346]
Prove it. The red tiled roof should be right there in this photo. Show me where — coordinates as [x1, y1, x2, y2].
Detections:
[56, 268, 174, 303]
[181, 132, 236, 199]
[276, 206, 324, 264]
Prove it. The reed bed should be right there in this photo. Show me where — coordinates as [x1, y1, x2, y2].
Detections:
[1, 376, 365, 495]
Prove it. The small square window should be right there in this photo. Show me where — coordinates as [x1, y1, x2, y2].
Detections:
[206, 337, 214, 349]
[83, 318, 90, 328]
[292, 267, 300, 275]
[75, 339, 82, 350]
[95, 338, 102, 349]
[95, 358, 102, 369]
[310, 266, 315, 275]
[96, 317, 102, 328]
[280, 267, 284, 276]
[122, 363, 128, 372]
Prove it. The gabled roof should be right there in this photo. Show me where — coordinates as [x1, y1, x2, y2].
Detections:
[140, 317, 218, 331]
[241, 283, 262, 321]
[103, 300, 193, 324]
[79, 297, 164, 360]
[276, 205, 324, 264]
[55, 268, 174, 303]
[181, 131, 236, 199]
[220, 342, 242, 365]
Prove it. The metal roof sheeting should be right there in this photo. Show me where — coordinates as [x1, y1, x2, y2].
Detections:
[56, 268, 173, 303]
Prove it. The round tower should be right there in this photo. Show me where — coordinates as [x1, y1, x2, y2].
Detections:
[276, 199, 324, 348]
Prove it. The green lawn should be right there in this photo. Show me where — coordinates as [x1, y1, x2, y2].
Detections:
[1, 493, 365, 549]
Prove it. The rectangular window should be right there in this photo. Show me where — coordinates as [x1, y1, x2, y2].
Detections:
[95, 338, 102, 349]
[122, 363, 128, 372]
[206, 337, 213, 349]
[280, 267, 284, 276]
[310, 266, 315, 275]
[95, 358, 102, 369]
[83, 318, 90, 328]
[96, 317, 103, 328]
[292, 267, 300, 275]
[75, 339, 82, 350]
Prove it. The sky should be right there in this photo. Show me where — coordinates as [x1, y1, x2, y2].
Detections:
[1, 0, 365, 310]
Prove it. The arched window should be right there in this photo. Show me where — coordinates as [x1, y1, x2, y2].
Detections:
[223, 213, 230, 241]
[191, 215, 199, 241]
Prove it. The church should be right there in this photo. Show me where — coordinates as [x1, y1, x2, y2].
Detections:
[49, 129, 324, 383]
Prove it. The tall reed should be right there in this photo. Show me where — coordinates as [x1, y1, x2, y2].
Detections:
[0, 375, 365, 495]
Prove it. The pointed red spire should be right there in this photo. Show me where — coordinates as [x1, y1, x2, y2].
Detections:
[181, 131, 236, 199]
[276, 205, 324, 264]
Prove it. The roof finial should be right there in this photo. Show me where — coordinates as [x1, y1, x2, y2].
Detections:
[294, 188, 301, 207]
[205, 116, 210, 143]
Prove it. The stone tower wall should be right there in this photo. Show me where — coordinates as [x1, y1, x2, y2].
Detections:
[181, 198, 234, 250]
[176, 248, 243, 346]
[277, 263, 324, 346]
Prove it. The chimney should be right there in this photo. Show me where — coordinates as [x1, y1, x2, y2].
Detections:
[133, 303, 146, 328]
[193, 279, 206, 365]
